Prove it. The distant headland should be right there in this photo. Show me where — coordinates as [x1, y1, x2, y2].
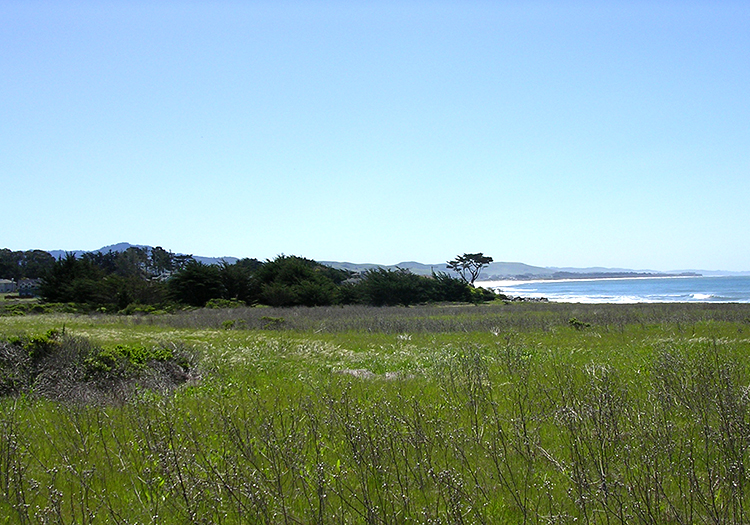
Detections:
[36, 242, 750, 280]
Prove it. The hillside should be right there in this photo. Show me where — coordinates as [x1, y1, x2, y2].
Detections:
[321, 260, 557, 280]
[40, 243, 748, 279]
[47, 243, 238, 266]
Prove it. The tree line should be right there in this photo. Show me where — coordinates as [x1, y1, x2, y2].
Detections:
[0, 249, 56, 281]
[3, 247, 497, 310]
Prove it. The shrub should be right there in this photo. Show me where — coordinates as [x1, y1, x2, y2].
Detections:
[84, 344, 175, 376]
[260, 315, 285, 329]
[0, 331, 199, 403]
[569, 317, 591, 330]
[205, 298, 245, 309]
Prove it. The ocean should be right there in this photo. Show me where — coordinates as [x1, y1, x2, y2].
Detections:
[479, 275, 750, 304]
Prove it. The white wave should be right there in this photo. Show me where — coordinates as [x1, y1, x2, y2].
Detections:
[478, 275, 696, 287]
[545, 294, 654, 304]
[478, 275, 750, 303]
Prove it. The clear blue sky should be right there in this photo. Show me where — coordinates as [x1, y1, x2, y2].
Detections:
[2, 1, 749, 271]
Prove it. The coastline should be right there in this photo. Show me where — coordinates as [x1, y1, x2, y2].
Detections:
[477, 273, 703, 289]
[476, 275, 750, 304]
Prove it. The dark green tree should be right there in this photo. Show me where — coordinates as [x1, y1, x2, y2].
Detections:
[219, 258, 262, 304]
[82, 251, 119, 274]
[20, 250, 55, 278]
[39, 253, 105, 304]
[167, 261, 224, 307]
[0, 250, 23, 280]
[172, 254, 195, 272]
[148, 246, 174, 277]
[67, 250, 168, 308]
[251, 255, 349, 307]
[429, 272, 474, 303]
[0, 249, 55, 280]
[354, 267, 432, 306]
[114, 247, 149, 279]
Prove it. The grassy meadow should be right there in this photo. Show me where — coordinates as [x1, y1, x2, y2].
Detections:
[2, 302, 750, 524]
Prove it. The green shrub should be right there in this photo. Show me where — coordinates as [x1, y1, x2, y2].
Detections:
[84, 344, 174, 377]
[569, 317, 591, 330]
[0, 332, 198, 402]
[205, 298, 245, 309]
[260, 315, 285, 329]
[469, 284, 498, 304]
[221, 318, 248, 330]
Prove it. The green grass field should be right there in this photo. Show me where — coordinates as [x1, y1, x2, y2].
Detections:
[2, 302, 750, 524]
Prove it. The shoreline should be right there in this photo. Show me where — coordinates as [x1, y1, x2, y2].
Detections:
[477, 274, 704, 289]
[476, 274, 750, 304]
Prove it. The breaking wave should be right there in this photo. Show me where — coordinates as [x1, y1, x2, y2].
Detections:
[480, 276, 750, 304]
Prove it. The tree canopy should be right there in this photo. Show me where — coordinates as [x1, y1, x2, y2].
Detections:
[29, 248, 497, 310]
[0, 249, 55, 280]
[446, 253, 493, 285]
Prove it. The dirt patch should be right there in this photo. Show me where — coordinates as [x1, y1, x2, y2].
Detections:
[335, 368, 413, 380]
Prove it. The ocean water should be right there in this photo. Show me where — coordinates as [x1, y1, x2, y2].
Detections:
[480, 275, 750, 303]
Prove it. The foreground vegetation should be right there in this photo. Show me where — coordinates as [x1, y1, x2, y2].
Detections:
[2, 302, 750, 524]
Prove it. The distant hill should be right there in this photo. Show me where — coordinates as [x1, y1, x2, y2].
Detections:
[319, 261, 695, 280]
[47, 246, 560, 279]
[48, 242, 238, 266]
[322, 261, 557, 280]
[41, 243, 750, 279]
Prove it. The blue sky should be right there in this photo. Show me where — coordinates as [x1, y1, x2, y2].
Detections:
[2, 1, 749, 270]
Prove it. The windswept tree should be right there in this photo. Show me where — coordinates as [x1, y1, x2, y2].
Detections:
[446, 253, 493, 285]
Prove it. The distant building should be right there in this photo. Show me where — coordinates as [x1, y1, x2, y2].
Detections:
[0, 279, 17, 293]
[18, 278, 41, 298]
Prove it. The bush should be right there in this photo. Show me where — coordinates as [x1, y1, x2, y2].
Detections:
[84, 344, 175, 377]
[470, 285, 498, 304]
[0, 331, 199, 403]
[569, 317, 591, 330]
[205, 298, 245, 309]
